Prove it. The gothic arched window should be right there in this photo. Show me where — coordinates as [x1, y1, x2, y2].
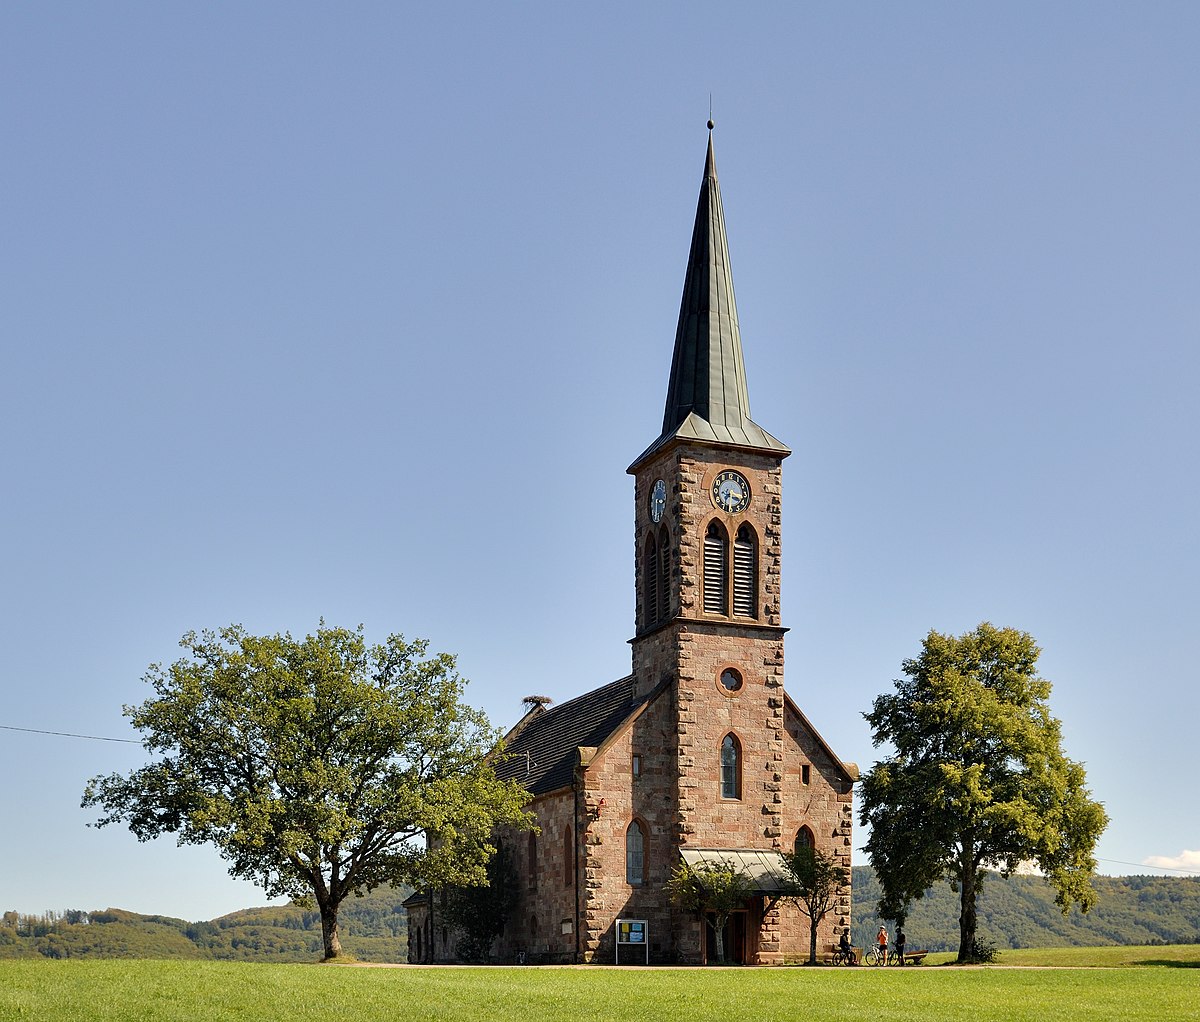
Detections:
[733, 523, 757, 618]
[795, 826, 815, 855]
[720, 733, 741, 799]
[703, 521, 729, 615]
[626, 820, 646, 885]
[563, 825, 573, 887]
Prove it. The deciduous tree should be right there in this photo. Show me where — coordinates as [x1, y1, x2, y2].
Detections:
[859, 623, 1108, 962]
[665, 858, 753, 964]
[443, 842, 519, 962]
[82, 623, 532, 960]
[781, 846, 849, 965]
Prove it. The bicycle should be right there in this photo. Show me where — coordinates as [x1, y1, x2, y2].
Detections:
[864, 946, 889, 966]
[832, 947, 856, 966]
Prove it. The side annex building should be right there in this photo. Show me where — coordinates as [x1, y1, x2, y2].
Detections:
[407, 130, 857, 966]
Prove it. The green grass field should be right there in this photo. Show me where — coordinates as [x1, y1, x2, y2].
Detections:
[922, 944, 1200, 968]
[1, 950, 1197, 1022]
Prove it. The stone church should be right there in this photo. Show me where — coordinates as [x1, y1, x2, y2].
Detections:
[407, 130, 856, 965]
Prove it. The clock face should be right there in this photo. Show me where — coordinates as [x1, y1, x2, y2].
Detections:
[649, 478, 667, 523]
[712, 469, 751, 514]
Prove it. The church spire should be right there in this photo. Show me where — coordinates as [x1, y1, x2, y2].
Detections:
[631, 128, 788, 471]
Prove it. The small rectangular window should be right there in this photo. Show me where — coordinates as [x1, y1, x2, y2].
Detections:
[632, 753, 642, 778]
[801, 764, 811, 786]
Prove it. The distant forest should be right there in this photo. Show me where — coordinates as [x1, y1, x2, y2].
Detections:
[0, 886, 410, 963]
[849, 869, 1200, 952]
[3, 870, 1197, 961]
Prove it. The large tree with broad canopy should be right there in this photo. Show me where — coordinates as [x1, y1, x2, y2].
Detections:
[859, 623, 1108, 963]
[83, 623, 532, 960]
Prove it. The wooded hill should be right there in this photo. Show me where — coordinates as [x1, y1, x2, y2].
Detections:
[3, 869, 1196, 961]
[849, 869, 1200, 952]
[0, 886, 410, 962]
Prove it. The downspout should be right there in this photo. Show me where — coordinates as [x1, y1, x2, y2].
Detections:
[573, 752, 582, 963]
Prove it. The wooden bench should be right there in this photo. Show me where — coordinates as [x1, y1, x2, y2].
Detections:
[898, 950, 928, 965]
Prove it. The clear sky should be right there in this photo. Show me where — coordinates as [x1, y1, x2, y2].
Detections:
[2, 2, 1197, 921]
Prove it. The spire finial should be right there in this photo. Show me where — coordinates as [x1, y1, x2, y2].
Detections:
[708, 93, 714, 131]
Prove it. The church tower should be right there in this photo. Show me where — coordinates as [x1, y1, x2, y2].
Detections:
[415, 127, 855, 968]
[628, 128, 794, 857]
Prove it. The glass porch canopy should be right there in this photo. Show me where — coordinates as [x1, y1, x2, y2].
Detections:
[679, 848, 793, 895]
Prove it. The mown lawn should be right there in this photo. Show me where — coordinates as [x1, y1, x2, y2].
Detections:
[923, 943, 1200, 968]
[1, 954, 1197, 1022]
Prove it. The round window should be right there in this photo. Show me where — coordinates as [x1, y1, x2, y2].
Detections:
[720, 668, 743, 692]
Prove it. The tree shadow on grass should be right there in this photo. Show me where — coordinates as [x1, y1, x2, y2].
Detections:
[1132, 959, 1200, 969]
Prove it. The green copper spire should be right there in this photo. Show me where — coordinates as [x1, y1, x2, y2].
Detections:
[631, 130, 788, 470]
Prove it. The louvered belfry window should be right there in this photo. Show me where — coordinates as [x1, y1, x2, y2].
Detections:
[657, 527, 670, 622]
[733, 524, 757, 617]
[703, 521, 728, 614]
[644, 533, 659, 628]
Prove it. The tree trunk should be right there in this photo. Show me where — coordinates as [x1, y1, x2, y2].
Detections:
[957, 864, 978, 963]
[809, 917, 819, 965]
[320, 900, 343, 960]
[713, 914, 726, 964]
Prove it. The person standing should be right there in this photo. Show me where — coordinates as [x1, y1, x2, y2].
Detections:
[895, 925, 906, 966]
[876, 924, 888, 964]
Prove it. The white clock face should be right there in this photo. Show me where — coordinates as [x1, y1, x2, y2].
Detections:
[712, 470, 750, 513]
[649, 479, 666, 522]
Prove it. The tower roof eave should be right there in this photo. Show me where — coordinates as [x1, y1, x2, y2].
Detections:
[627, 411, 790, 473]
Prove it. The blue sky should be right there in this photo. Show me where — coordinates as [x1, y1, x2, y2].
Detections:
[2, 2, 1197, 921]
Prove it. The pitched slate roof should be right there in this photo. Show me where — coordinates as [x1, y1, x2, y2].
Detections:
[494, 675, 646, 796]
[631, 130, 789, 471]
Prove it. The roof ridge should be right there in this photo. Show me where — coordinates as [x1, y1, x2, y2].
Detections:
[525, 673, 634, 721]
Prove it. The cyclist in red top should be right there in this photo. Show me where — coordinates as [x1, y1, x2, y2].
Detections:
[876, 925, 889, 963]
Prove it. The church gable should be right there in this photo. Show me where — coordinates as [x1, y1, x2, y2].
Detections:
[781, 696, 856, 866]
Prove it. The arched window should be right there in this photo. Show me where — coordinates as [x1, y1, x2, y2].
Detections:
[733, 523, 757, 617]
[528, 832, 538, 890]
[626, 820, 646, 885]
[563, 825, 573, 887]
[657, 526, 670, 622]
[795, 826, 815, 854]
[720, 733, 741, 799]
[703, 521, 729, 614]
[643, 532, 659, 628]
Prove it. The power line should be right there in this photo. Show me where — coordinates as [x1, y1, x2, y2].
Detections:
[1097, 857, 1198, 876]
[3, 722, 1198, 878]
[0, 724, 140, 745]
